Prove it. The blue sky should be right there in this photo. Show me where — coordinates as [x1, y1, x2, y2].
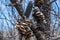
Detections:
[0, 0, 19, 31]
[51, 0, 60, 29]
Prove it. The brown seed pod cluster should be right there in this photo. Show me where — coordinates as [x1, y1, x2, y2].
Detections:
[15, 19, 33, 39]
[33, 6, 47, 24]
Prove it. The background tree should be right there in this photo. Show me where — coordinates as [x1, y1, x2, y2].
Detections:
[0, 0, 60, 40]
